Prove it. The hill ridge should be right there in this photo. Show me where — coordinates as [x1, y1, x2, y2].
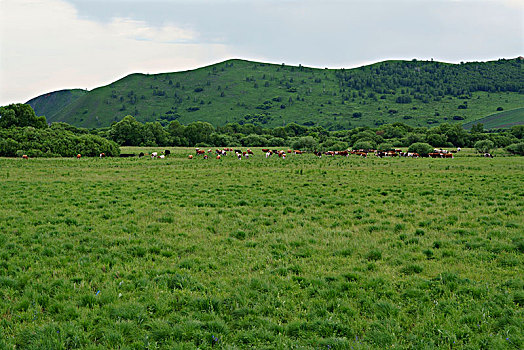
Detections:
[26, 57, 523, 129]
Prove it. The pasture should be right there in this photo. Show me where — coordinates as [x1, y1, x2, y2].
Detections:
[0, 149, 523, 349]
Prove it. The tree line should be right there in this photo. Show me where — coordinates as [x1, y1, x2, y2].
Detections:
[0, 104, 119, 157]
[335, 58, 523, 99]
[103, 114, 524, 155]
[1, 104, 523, 156]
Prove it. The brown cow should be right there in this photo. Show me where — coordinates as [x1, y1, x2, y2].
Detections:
[22, 155, 28, 159]
[76, 154, 81, 159]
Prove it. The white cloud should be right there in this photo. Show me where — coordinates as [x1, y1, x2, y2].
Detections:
[0, 0, 233, 105]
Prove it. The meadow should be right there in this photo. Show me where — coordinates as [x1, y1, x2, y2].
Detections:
[0, 149, 523, 349]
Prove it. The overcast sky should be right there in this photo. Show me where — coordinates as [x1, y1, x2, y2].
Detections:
[1, 0, 522, 105]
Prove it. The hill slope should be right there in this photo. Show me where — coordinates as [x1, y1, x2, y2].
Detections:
[462, 107, 524, 130]
[27, 58, 523, 129]
[26, 89, 87, 122]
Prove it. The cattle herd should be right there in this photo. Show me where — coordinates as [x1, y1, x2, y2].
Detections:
[19, 147, 498, 159]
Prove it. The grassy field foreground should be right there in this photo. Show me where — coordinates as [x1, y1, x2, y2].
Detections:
[0, 149, 523, 349]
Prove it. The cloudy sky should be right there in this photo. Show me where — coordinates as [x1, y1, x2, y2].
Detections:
[1, 0, 522, 105]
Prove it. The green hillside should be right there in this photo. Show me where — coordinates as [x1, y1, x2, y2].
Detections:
[27, 58, 523, 129]
[26, 89, 87, 122]
[463, 107, 524, 130]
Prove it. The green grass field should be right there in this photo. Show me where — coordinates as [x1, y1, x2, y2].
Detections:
[1, 149, 523, 349]
[463, 107, 524, 130]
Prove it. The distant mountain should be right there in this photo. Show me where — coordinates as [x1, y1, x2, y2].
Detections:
[27, 58, 523, 129]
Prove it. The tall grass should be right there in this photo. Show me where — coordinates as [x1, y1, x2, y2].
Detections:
[0, 149, 522, 348]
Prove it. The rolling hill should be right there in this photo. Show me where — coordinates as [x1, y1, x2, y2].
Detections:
[462, 107, 524, 130]
[27, 58, 524, 129]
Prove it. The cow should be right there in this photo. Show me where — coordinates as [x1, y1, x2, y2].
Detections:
[294, 150, 303, 155]
[159, 155, 165, 159]
[164, 150, 171, 156]
[355, 152, 367, 157]
[139, 152, 145, 157]
[484, 153, 493, 158]
[247, 149, 254, 155]
[76, 154, 81, 159]
[443, 153, 453, 158]
[313, 151, 322, 158]
[266, 151, 272, 158]
[203, 154, 208, 159]
[22, 155, 28, 159]
[188, 155, 193, 159]
[196, 150, 205, 155]
[216, 155, 221, 159]
[99, 153, 106, 158]
[151, 152, 158, 158]
[262, 149, 270, 153]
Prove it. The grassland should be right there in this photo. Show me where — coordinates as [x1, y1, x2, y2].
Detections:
[27, 59, 523, 130]
[0, 150, 523, 349]
[463, 107, 524, 130]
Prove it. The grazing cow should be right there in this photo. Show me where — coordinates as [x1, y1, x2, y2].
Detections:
[188, 155, 193, 159]
[266, 151, 272, 158]
[237, 153, 242, 160]
[261, 149, 270, 153]
[139, 152, 145, 157]
[151, 152, 158, 159]
[22, 155, 28, 159]
[313, 151, 322, 158]
[76, 154, 81, 159]
[165, 150, 171, 156]
[484, 153, 493, 158]
[196, 150, 205, 155]
[216, 155, 221, 159]
[287, 149, 292, 154]
[247, 149, 254, 155]
[159, 155, 165, 159]
[99, 153, 106, 158]
[203, 154, 208, 159]
[356, 152, 367, 157]
[294, 150, 303, 154]
[443, 153, 453, 158]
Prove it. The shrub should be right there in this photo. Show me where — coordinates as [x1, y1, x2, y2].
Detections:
[352, 140, 374, 151]
[377, 142, 393, 151]
[474, 139, 495, 153]
[291, 136, 318, 151]
[408, 142, 434, 156]
[506, 142, 524, 155]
